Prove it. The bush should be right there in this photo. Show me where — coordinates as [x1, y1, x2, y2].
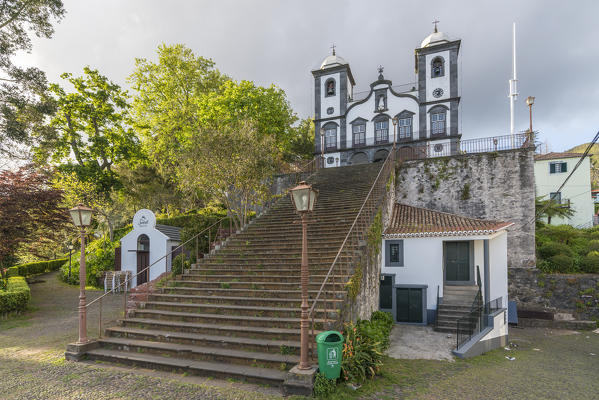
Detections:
[8, 258, 67, 277]
[537, 242, 573, 259]
[589, 240, 599, 252]
[60, 239, 118, 286]
[547, 254, 575, 273]
[0, 277, 31, 315]
[581, 251, 599, 273]
[171, 253, 190, 276]
[313, 372, 336, 398]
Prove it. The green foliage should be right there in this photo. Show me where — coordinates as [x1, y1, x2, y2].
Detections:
[10, 258, 67, 277]
[538, 242, 573, 259]
[171, 254, 190, 276]
[588, 240, 599, 252]
[314, 372, 337, 398]
[0, 277, 31, 315]
[346, 266, 363, 300]
[341, 311, 393, 384]
[581, 251, 599, 273]
[535, 224, 599, 273]
[460, 183, 471, 200]
[535, 196, 575, 225]
[60, 238, 118, 286]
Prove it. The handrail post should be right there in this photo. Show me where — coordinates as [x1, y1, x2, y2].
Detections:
[98, 296, 102, 338]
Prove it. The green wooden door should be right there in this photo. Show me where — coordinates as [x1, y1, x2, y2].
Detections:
[396, 288, 423, 323]
[379, 276, 393, 310]
[445, 241, 470, 283]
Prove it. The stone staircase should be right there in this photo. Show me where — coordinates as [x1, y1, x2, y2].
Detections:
[434, 285, 480, 334]
[84, 162, 383, 387]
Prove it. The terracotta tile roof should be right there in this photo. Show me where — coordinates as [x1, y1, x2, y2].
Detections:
[534, 152, 584, 161]
[384, 204, 513, 237]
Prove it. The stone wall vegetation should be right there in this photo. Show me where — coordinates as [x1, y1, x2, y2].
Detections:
[396, 148, 536, 268]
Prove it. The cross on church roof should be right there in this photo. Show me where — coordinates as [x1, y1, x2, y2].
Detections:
[377, 65, 384, 74]
[330, 44, 336, 55]
[432, 19, 440, 33]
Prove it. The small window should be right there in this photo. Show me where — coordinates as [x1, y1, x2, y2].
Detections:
[431, 111, 446, 135]
[137, 234, 150, 252]
[549, 192, 562, 204]
[386, 240, 403, 266]
[398, 117, 412, 139]
[431, 57, 444, 78]
[325, 78, 336, 97]
[549, 162, 567, 174]
[375, 119, 389, 143]
[353, 124, 366, 146]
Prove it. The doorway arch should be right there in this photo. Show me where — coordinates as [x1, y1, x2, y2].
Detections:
[137, 234, 150, 285]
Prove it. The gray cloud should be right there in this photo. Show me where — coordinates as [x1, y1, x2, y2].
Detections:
[18, 0, 599, 151]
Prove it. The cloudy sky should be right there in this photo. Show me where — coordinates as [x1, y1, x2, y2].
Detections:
[17, 0, 599, 151]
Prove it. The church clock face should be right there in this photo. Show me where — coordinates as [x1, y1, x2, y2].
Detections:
[432, 88, 444, 98]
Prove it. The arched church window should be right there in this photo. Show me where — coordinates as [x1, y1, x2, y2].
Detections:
[323, 123, 338, 150]
[137, 234, 150, 252]
[396, 111, 414, 140]
[431, 57, 444, 78]
[325, 78, 336, 97]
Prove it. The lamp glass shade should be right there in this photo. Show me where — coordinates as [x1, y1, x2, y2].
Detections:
[69, 204, 93, 227]
[290, 182, 317, 213]
[392, 117, 398, 126]
[526, 96, 535, 106]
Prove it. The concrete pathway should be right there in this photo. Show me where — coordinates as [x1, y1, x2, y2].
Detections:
[386, 324, 456, 361]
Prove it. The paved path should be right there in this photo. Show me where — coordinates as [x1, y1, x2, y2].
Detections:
[387, 325, 455, 361]
[0, 271, 281, 400]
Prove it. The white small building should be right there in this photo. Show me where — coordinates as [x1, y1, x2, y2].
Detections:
[380, 204, 511, 357]
[534, 152, 594, 228]
[120, 209, 181, 287]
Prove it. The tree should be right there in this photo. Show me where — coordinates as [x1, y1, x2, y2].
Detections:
[35, 67, 141, 198]
[0, 0, 65, 160]
[0, 165, 68, 267]
[288, 117, 315, 161]
[177, 119, 282, 230]
[535, 195, 575, 225]
[129, 44, 228, 181]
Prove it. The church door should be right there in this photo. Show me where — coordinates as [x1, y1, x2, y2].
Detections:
[137, 234, 150, 285]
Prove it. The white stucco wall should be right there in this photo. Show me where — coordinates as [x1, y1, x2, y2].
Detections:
[488, 231, 508, 307]
[425, 50, 450, 103]
[320, 72, 341, 119]
[120, 209, 174, 287]
[534, 156, 594, 228]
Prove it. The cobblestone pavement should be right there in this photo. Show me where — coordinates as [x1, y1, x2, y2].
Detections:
[0, 272, 281, 400]
[1, 272, 598, 399]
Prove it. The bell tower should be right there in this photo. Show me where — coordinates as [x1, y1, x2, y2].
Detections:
[312, 47, 355, 156]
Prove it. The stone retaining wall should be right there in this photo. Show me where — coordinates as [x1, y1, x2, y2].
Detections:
[509, 268, 599, 321]
[395, 148, 536, 268]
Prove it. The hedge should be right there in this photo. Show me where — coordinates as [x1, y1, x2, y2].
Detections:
[7, 258, 67, 278]
[0, 277, 31, 315]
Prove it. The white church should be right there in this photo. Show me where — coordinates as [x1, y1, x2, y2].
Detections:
[313, 25, 460, 166]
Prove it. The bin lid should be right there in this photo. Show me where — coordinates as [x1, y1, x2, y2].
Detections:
[315, 330, 344, 344]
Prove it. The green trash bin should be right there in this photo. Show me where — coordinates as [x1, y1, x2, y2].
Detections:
[316, 330, 344, 379]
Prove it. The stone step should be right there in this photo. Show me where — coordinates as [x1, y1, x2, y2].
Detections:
[166, 280, 347, 291]
[97, 337, 300, 370]
[142, 301, 335, 319]
[178, 274, 347, 283]
[121, 318, 313, 341]
[131, 309, 329, 330]
[147, 293, 342, 308]
[105, 326, 301, 355]
[160, 286, 346, 300]
[184, 268, 338, 276]
[85, 348, 288, 386]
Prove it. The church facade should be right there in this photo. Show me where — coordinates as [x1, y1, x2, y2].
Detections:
[312, 27, 461, 167]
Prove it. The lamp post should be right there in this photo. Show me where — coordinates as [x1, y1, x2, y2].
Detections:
[68, 244, 74, 281]
[526, 96, 535, 134]
[392, 117, 398, 149]
[289, 181, 318, 370]
[69, 203, 93, 344]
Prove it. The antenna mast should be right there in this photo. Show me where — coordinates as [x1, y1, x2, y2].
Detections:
[509, 22, 518, 141]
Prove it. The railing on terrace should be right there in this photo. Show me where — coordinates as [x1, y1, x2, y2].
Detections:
[398, 132, 535, 162]
[81, 158, 322, 342]
[307, 144, 396, 356]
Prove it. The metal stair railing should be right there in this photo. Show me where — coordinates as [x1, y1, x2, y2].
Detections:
[307, 146, 397, 357]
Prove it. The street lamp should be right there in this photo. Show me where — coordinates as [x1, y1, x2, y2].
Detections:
[526, 96, 535, 134]
[289, 181, 318, 370]
[69, 203, 93, 344]
[68, 244, 74, 281]
[392, 117, 399, 148]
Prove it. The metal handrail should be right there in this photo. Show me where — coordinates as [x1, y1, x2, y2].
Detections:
[307, 146, 395, 351]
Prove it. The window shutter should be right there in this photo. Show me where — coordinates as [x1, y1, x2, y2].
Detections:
[550, 163, 555, 173]
[562, 162, 567, 172]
